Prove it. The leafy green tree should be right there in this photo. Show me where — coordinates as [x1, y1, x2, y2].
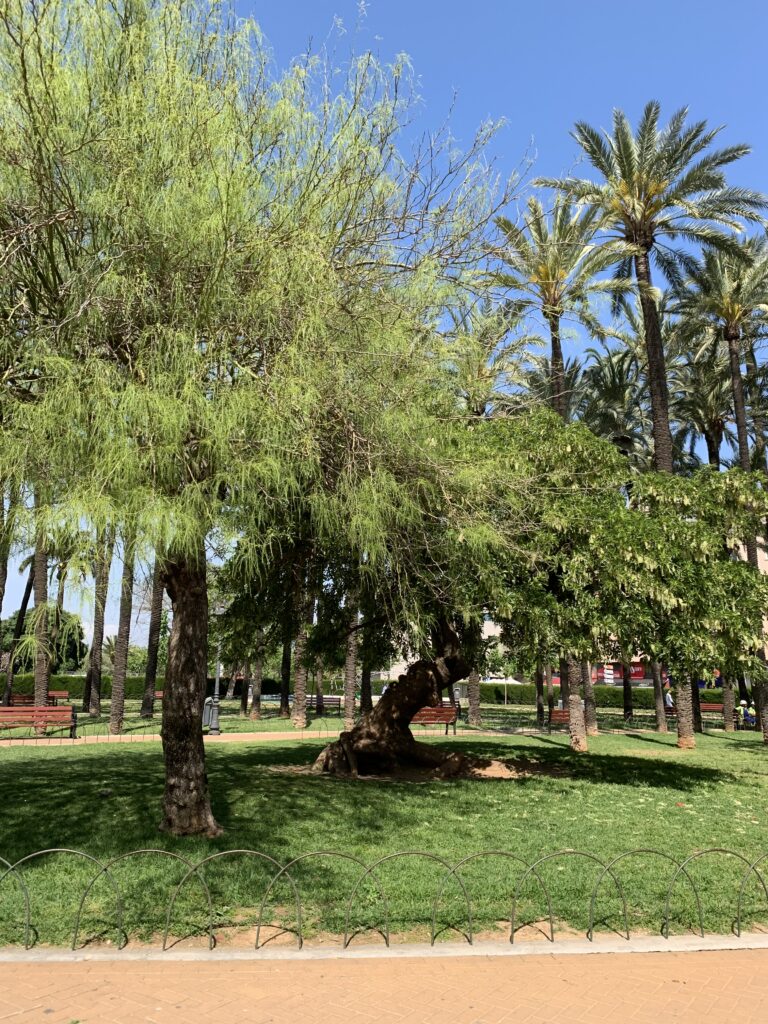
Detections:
[538, 101, 766, 470]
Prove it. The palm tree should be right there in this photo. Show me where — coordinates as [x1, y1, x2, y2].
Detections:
[537, 101, 766, 470]
[580, 342, 649, 464]
[674, 338, 733, 469]
[524, 355, 586, 422]
[495, 195, 628, 421]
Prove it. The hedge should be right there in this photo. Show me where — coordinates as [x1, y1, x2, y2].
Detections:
[477, 682, 729, 708]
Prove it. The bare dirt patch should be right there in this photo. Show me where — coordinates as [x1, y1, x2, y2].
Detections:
[267, 754, 567, 783]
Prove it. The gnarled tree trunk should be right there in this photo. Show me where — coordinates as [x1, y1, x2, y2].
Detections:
[140, 559, 164, 718]
[313, 632, 470, 778]
[160, 553, 220, 837]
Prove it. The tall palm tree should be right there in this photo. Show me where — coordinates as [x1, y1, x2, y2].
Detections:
[495, 195, 628, 421]
[674, 338, 733, 469]
[537, 101, 766, 470]
[580, 342, 649, 464]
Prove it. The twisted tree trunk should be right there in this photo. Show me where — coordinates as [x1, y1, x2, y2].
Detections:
[160, 552, 220, 837]
[140, 559, 164, 718]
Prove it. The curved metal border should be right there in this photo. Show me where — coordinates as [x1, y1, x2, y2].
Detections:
[257, 851, 388, 949]
[663, 848, 768, 938]
[0, 856, 32, 947]
[587, 849, 702, 941]
[736, 854, 768, 937]
[511, 851, 627, 944]
[0, 849, 120, 949]
[164, 850, 297, 952]
[74, 849, 210, 950]
[433, 851, 549, 946]
[345, 851, 473, 947]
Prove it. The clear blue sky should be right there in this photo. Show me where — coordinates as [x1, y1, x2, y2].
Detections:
[8, 0, 768, 638]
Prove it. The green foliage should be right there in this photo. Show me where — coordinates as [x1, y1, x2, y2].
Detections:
[1, 611, 86, 672]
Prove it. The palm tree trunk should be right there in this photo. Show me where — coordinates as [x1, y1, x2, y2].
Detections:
[725, 326, 759, 566]
[250, 654, 263, 720]
[691, 680, 703, 733]
[468, 667, 482, 726]
[722, 675, 735, 733]
[33, 521, 49, 707]
[343, 605, 358, 731]
[292, 624, 309, 729]
[635, 250, 674, 473]
[622, 660, 633, 722]
[109, 535, 135, 735]
[279, 625, 292, 718]
[547, 314, 568, 421]
[704, 430, 721, 469]
[2, 563, 34, 706]
[159, 551, 220, 836]
[140, 559, 164, 718]
[651, 661, 668, 733]
[676, 676, 696, 749]
[581, 660, 598, 736]
[360, 663, 373, 715]
[84, 527, 115, 717]
[755, 681, 768, 745]
[568, 692, 588, 752]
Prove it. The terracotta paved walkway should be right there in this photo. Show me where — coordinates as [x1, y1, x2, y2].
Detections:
[1, 947, 766, 1024]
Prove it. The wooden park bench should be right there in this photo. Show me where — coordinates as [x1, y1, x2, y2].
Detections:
[548, 708, 570, 732]
[47, 690, 69, 705]
[306, 695, 342, 714]
[411, 705, 458, 735]
[700, 702, 724, 714]
[8, 693, 68, 706]
[0, 705, 77, 738]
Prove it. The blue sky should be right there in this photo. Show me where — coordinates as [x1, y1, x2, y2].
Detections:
[7, 0, 767, 639]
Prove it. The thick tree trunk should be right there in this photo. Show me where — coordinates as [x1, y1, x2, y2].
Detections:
[109, 537, 135, 735]
[360, 663, 373, 716]
[704, 430, 721, 470]
[140, 559, 164, 718]
[581, 660, 598, 736]
[558, 657, 570, 704]
[534, 664, 545, 728]
[2, 563, 34, 706]
[313, 641, 470, 777]
[85, 527, 115, 717]
[547, 314, 567, 421]
[343, 606, 358, 731]
[722, 675, 735, 732]
[754, 681, 768, 745]
[676, 676, 696, 749]
[468, 667, 482, 726]
[279, 628, 291, 718]
[249, 655, 263, 720]
[159, 553, 220, 837]
[622, 660, 633, 722]
[568, 693, 588, 752]
[691, 681, 703, 733]
[635, 249, 674, 473]
[651, 661, 668, 733]
[33, 528, 49, 707]
[240, 661, 250, 716]
[292, 625, 309, 729]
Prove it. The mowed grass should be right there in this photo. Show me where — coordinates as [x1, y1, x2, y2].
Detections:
[0, 731, 767, 947]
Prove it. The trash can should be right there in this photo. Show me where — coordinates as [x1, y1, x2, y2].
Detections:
[203, 697, 213, 728]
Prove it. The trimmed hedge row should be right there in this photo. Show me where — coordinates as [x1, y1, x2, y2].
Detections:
[477, 682, 726, 708]
[8, 673, 285, 700]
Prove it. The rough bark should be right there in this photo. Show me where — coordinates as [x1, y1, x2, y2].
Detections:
[33, 530, 49, 707]
[568, 692, 588, 752]
[140, 559, 164, 718]
[279, 627, 291, 718]
[468, 667, 482, 726]
[313, 634, 470, 777]
[84, 527, 115, 717]
[676, 677, 696, 749]
[343, 606, 358, 731]
[360, 663, 373, 715]
[622, 660, 633, 722]
[635, 249, 674, 473]
[249, 655, 263, 720]
[159, 553, 220, 837]
[292, 625, 309, 729]
[651, 661, 668, 733]
[533, 664, 545, 728]
[547, 314, 567, 422]
[722, 675, 735, 733]
[581, 660, 598, 736]
[726, 326, 759, 567]
[691, 681, 703, 733]
[558, 656, 571, 704]
[2, 563, 34, 706]
[704, 430, 721, 470]
[109, 537, 135, 735]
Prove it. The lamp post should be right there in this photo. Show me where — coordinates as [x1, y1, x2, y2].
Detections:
[209, 641, 222, 736]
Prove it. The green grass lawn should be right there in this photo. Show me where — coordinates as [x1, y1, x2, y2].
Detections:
[1, 731, 767, 948]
